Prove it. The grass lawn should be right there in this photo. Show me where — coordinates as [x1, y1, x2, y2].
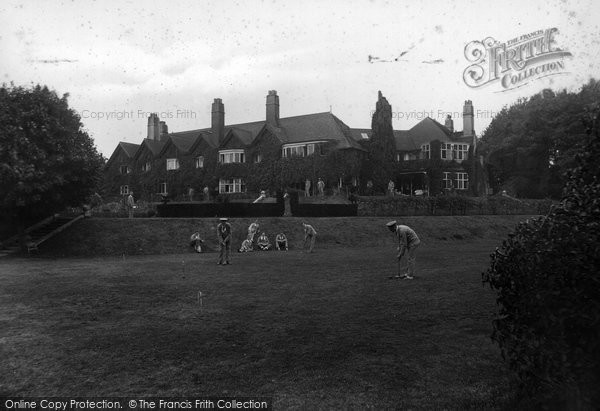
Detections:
[0, 240, 516, 409]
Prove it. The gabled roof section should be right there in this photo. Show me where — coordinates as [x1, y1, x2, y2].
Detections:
[188, 131, 219, 153]
[133, 138, 166, 161]
[168, 130, 202, 153]
[106, 141, 140, 168]
[408, 117, 453, 146]
[119, 142, 140, 157]
[220, 128, 250, 150]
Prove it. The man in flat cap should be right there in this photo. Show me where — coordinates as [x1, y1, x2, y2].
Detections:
[387, 220, 420, 279]
[217, 217, 232, 265]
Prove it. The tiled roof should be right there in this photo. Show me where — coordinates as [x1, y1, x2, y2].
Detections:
[349, 128, 371, 142]
[141, 138, 165, 155]
[277, 112, 364, 150]
[168, 131, 201, 153]
[160, 112, 366, 151]
[119, 142, 140, 157]
[408, 117, 453, 147]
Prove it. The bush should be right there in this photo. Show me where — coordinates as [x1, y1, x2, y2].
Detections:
[482, 107, 600, 408]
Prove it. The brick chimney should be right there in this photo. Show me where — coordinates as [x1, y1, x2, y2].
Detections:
[444, 114, 454, 133]
[147, 113, 160, 140]
[211, 98, 225, 143]
[463, 100, 474, 138]
[159, 121, 169, 141]
[266, 90, 279, 126]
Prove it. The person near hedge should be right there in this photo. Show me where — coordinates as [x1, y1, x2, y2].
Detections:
[302, 222, 317, 253]
[317, 178, 325, 197]
[275, 233, 288, 251]
[216, 217, 232, 265]
[126, 191, 135, 218]
[305, 179, 311, 197]
[386, 220, 420, 280]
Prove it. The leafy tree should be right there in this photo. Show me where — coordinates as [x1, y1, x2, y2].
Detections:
[482, 105, 600, 407]
[0, 84, 105, 244]
[480, 79, 600, 198]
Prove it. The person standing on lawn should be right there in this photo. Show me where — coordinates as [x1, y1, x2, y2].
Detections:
[126, 191, 135, 218]
[317, 178, 325, 197]
[386, 221, 420, 279]
[302, 222, 317, 253]
[216, 217, 232, 265]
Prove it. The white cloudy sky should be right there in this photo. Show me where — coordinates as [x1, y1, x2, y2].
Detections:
[1, 0, 599, 157]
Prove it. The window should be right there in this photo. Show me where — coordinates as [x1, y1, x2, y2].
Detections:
[443, 172, 453, 189]
[441, 143, 451, 160]
[421, 144, 430, 159]
[119, 165, 130, 174]
[166, 158, 180, 170]
[254, 153, 263, 163]
[361, 132, 369, 140]
[141, 161, 151, 172]
[441, 143, 469, 161]
[120, 185, 129, 195]
[396, 153, 412, 162]
[195, 156, 204, 168]
[219, 178, 245, 193]
[159, 182, 168, 195]
[282, 142, 325, 158]
[455, 144, 469, 160]
[283, 145, 305, 158]
[219, 150, 245, 164]
[456, 173, 469, 190]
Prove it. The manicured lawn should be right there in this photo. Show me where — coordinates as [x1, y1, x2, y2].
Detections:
[0, 241, 515, 409]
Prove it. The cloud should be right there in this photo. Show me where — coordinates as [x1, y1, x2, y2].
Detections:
[161, 61, 191, 76]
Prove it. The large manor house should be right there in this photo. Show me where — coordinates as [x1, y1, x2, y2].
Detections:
[104, 90, 484, 200]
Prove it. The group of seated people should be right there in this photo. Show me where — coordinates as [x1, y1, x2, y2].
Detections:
[240, 231, 288, 252]
[189, 221, 289, 253]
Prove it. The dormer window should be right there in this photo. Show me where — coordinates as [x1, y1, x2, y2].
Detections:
[219, 150, 245, 164]
[166, 158, 180, 170]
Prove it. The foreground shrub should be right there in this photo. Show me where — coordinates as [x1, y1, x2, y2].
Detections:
[482, 107, 600, 408]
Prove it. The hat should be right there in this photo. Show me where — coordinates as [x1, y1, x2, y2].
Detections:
[386, 220, 397, 227]
[219, 217, 228, 221]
